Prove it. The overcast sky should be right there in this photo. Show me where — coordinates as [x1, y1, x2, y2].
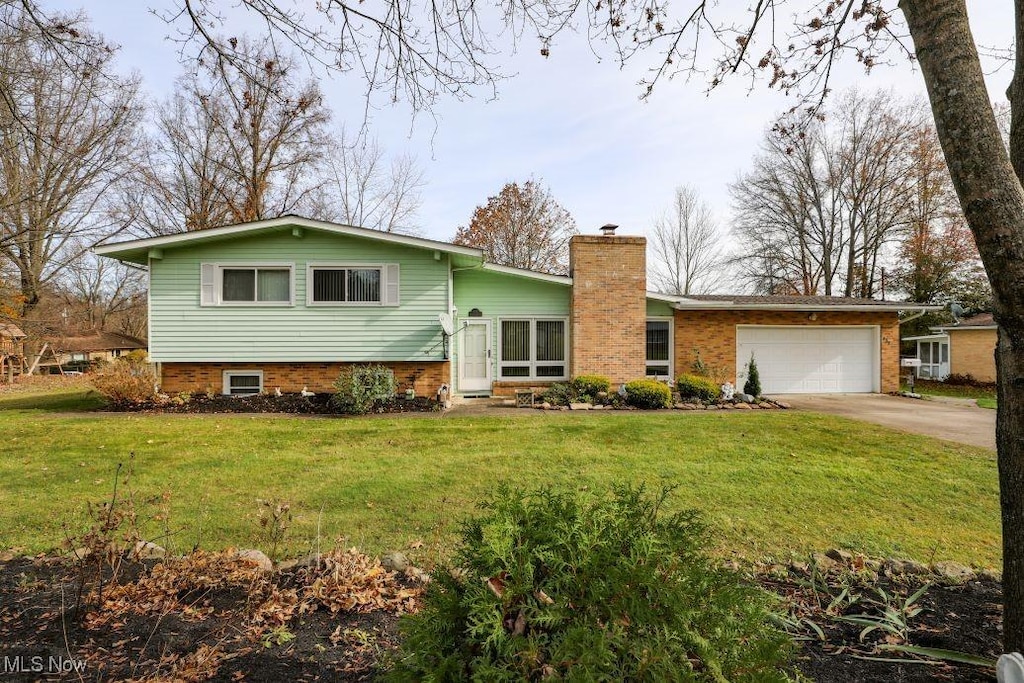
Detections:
[49, 1, 1014, 244]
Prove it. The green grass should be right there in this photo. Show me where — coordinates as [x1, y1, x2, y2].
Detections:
[977, 398, 997, 410]
[903, 378, 997, 402]
[0, 388, 1001, 568]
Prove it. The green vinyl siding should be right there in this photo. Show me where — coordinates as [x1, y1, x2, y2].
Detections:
[148, 230, 450, 362]
[452, 269, 570, 393]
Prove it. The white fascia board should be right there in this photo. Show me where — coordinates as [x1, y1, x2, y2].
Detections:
[479, 263, 572, 285]
[94, 216, 485, 259]
[672, 302, 943, 313]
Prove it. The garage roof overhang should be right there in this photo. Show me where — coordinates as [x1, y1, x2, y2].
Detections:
[668, 296, 943, 313]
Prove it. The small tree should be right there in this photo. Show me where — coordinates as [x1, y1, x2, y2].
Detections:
[744, 355, 762, 398]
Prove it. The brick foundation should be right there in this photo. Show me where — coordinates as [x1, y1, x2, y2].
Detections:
[569, 234, 647, 384]
[673, 309, 901, 393]
[160, 361, 450, 396]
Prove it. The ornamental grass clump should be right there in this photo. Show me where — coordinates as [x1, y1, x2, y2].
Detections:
[389, 485, 793, 682]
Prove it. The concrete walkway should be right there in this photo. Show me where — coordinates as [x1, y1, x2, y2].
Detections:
[781, 393, 996, 450]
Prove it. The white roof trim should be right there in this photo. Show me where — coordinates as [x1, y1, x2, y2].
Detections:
[645, 291, 679, 303]
[479, 263, 572, 285]
[671, 301, 942, 313]
[931, 325, 998, 332]
[904, 334, 949, 342]
[94, 216, 485, 259]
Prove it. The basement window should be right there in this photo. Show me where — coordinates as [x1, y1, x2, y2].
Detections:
[223, 370, 264, 396]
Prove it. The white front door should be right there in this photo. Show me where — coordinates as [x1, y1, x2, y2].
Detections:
[459, 320, 492, 393]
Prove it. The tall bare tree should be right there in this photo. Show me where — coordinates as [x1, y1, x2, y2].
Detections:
[310, 128, 424, 234]
[57, 248, 146, 336]
[0, 8, 140, 317]
[649, 185, 724, 295]
[452, 180, 577, 274]
[731, 90, 918, 297]
[132, 40, 329, 235]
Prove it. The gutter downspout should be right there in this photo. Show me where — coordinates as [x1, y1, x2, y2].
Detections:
[899, 307, 933, 325]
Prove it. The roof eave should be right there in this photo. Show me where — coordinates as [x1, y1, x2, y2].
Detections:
[94, 216, 486, 261]
[479, 263, 572, 285]
[671, 302, 943, 313]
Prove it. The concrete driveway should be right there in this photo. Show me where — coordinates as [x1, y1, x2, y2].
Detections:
[781, 394, 996, 450]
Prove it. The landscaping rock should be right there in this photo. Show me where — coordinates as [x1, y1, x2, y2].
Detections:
[569, 402, 592, 410]
[381, 551, 410, 573]
[131, 541, 166, 561]
[276, 553, 320, 572]
[736, 393, 755, 403]
[826, 548, 853, 563]
[596, 391, 609, 400]
[934, 560, 974, 583]
[540, 402, 551, 409]
[903, 559, 930, 575]
[734, 403, 752, 410]
[810, 552, 836, 571]
[235, 549, 273, 572]
[705, 405, 719, 410]
[978, 568, 1002, 583]
[883, 558, 906, 574]
[775, 401, 791, 409]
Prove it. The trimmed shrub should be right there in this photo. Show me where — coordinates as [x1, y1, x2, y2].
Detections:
[570, 374, 611, 401]
[744, 354, 762, 397]
[332, 364, 396, 414]
[389, 485, 792, 681]
[92, 358, 158, 404]
[541, 382, 572, 407]
[624, 378, 671, 409]
[675, 373, 719, 402]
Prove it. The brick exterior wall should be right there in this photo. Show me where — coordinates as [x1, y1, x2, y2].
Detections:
[160, 361, 450, 396]
[569, 235, 647, 385]
[949, 328, 997, 382]
[673, 309, 902, 393]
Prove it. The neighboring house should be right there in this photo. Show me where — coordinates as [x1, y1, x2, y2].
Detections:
[95, 216, 936, 397]
[905, 313, 997, 382]
[39, 331, 148, 372]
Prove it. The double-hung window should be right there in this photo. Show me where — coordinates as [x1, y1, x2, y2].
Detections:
[646, 319, 673, 379]
[499, 319, 567, 380]
[306, 263, 400, 306]
[200, 263, 294, 306]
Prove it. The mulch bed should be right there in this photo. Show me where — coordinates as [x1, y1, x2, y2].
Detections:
[0, 551, 1001, 681]
[760, 565, 1002, 682]
[103, 393, 441, 415]
[0, 549, 422, 682]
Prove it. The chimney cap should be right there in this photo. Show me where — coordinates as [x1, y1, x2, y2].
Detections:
[599, 224, 618, 236]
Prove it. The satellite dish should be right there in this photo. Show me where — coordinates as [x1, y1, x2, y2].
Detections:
[950, 302, 965, 325]
[438, 313, 455, 336]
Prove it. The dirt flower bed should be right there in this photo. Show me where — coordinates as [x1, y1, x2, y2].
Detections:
[0, 547, 1002, 682]
[104, 392, 442, 415]
[0, 548, 424, 682]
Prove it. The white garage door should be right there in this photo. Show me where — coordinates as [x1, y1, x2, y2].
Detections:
[736, 326, 878, 394]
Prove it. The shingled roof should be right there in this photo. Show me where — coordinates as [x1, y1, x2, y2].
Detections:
[50, 332, 147, 353]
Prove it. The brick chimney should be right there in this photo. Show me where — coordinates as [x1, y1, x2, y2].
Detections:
[569, 226, 647, 384]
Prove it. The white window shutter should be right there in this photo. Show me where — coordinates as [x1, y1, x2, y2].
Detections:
[200, 263, 216, 306]
[384, 264, 400, 306]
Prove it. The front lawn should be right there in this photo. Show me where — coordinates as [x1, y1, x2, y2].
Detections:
[0, 387, 1000, 568]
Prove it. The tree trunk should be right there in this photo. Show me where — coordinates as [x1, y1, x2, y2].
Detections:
[901, 0, 1024, 653]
